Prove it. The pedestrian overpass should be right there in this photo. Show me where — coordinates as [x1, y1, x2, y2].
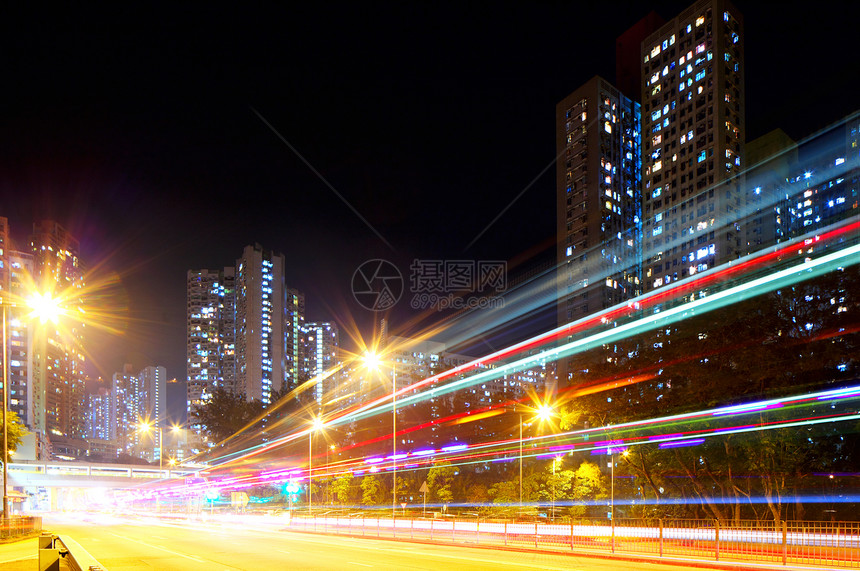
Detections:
[6, 460, 201, 513]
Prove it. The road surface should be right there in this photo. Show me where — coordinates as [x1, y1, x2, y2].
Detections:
[0, 512, 780, 571]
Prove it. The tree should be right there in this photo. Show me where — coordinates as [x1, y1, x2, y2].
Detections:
[331, 474, 354, 506]
[360, 475, 385, 505]
[0, 410, 27, 462]
[465, 483, 489, 504]
[488, 481, 518, 504]
[192, 387, 264, 441]
[427, 462, 456, 505]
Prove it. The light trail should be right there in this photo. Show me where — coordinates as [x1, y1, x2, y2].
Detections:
[129, 378, 860, 505]
[334, 224, 860, 428]
[193, 215, 860, 471]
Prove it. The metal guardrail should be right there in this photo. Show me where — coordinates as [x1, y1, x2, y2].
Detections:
[287, 515, 860, 568]
[0, 515, 41, 539]
[39, 532, 107, 571]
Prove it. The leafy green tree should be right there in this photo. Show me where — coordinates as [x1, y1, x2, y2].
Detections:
[427, 461, 456, 505]
[571, 461, 607, 502]
[360, 475, 385, 505]
[487, 480, 518, 504]
[192, 387, 264, 441]
[465, 483, 489, 504]
[0, 410, 27, 462]
[331, 474, 354, 506]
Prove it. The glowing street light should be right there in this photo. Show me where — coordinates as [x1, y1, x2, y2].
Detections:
[27, 292, 64, 324]
[138, 421, 164, 471]
[537, 404, 553, 422]
[512, 402, 555, 513]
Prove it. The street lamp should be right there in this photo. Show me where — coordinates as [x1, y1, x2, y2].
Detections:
[309, 417, 324, 516]
[138, 421, 164, 471]
[551, 455, 563, 521]
[327, 444, 336, 505]
[513, 402, 555, 514]
[361, 351, 397, 518]
[608, 447, 629, 522]
[1, 303, 9, 522]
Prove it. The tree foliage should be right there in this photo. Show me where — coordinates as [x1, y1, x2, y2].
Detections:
[360, 475, 386, 505]
[1, 410, 27, 462]
[427, 461, 456, 504]
[192, 387, 264, 442]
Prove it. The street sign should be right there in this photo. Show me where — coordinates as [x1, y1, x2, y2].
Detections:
[419, 481, 429, 493]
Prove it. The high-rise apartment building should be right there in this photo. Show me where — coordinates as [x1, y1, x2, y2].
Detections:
[300, 322, 338, 408]
[640, 0, 745, 291]
[557, 76, 643, 329]
[0, 219, 87, 446]
[111, 364, 140, 454]
[28, 220, 87, 439]
[235, 244, 286, 405]
[139, 365, 167, 425]
[6, 248, 34, 427]
[186, 267, 235, 414]
[87, 386, 112, 441]
[742, 129, 797, 255]
[285, 288, 305, 392]
[743, 117, 860, 253]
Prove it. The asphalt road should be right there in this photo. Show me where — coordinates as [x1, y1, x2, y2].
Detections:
[0, 513, 787, 571]
[0, 514, 804, 571]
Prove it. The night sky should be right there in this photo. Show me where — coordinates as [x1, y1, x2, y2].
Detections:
[1, 1, 858, 385]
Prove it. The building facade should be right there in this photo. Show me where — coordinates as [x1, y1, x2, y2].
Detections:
[27, 221, 87, 440]
[300, 321, 338, 408]
[111, 364, 140, 454]
[557, 76, 643, 326]
[235, 244, 286, 405]
[285, 288, 305, 393]
[640, 0, 745, 291]
[186, 267, 235, 416]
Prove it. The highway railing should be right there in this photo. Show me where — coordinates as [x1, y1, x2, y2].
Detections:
[39, 532, 106, 571]
[286, 515, 860, 568]
[0, 515, 41, 540]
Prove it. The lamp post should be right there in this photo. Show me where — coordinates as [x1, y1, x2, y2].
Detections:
[513, 403, 554, 516]
[2, 291, 64, 521]
[362, 351, 397, 518]
[2, 304, 9, 522]
[551, 455, 563, 521]
[309, 418, 324, 516]
[518, 412, 523, 509]
[139, 422, 164, 471]
[327, 444, 335, 505]
[608, 447, 629, 522]
[391, 361, 396, 518]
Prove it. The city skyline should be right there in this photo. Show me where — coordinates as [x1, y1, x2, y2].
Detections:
[0, 3, 857, 557]
[1, 0, 857, 385]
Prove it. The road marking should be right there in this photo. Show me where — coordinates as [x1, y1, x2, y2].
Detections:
[109, 533, 208, 563]
[0, 556, 36, 564]
[348, 563, 373, 567]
